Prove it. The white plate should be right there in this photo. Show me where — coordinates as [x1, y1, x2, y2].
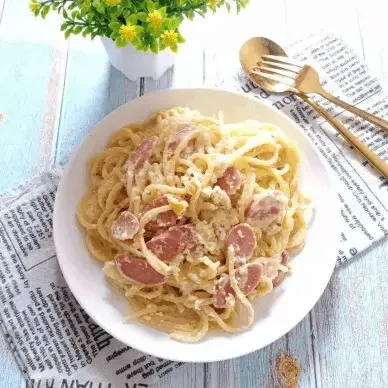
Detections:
[54, 88, 340, 363]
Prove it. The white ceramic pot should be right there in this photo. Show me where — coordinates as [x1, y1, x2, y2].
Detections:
[101, 37, 175, 81]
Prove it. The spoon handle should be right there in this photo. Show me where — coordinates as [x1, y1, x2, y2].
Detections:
[299, 93, 388, 178]
[318, 88, 388, 132]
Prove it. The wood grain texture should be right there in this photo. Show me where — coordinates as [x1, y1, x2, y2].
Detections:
[1, 0, 388, 387]
[154, 363, 205, 388]
[0, 0, 5, 24]
[54, 38, 138, 165]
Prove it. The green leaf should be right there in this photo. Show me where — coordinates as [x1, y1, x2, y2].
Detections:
[177, 33, 185, 43]
[159, 40, 166, 50]
[33, 8, 40, 16]
[115, 37, 127, 47]
[82, 27, 92, 37]
[186, 9, 194, 20]
[146, 0, 155, 11]
[123, 9, 130, 19]
[108, 21, 120, 31]
[60, 22, 68, 31]
[71, 10, 79, 19]
[168, 16, 180, 30]
[64, 29, 72, 39]
[52, 2, 60, 11]
[40, 4, 50, 18]
[110, 31, 119, 39]
[127, 14, 137, 24]
[225, 2, 231, 12]
[132, 36, 141, 46]
[62, 9, 69, 19]
[153, 26, 163, 37]
[93, 0, 105, 13]
[73, 25, 83, 34]
[136, 12, 147, 21]
[158, 6, 167, 16]
[150, 40, 158, 53]
[68, 2, 77, 10]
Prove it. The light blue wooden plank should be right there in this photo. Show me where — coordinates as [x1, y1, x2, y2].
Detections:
[238, 318, 315, 388]
[311, 242, 388, 388]
[205, 316, 315, 388]
[154, 363, 204, 388]
[54, 39, 138, 166]
[0, 0, 67, 385]
[0, 331, 24, 388]
[0, 42, 60, 193]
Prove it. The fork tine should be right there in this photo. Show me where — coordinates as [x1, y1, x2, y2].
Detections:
[256, 64, 296, 80]
[257, 59, 299, 74]
[251, 69, 295, 88]
[261, 55, 303, 69]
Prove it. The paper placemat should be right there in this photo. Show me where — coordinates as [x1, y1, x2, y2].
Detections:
[0, 33, 387, 387]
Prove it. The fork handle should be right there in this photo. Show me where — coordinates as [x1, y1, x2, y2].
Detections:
[318, 89, 388, 131]
[299, 93, 388, 178]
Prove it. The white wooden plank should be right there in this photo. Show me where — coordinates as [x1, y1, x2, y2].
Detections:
[284, 0, 363, 55]
[0, 0, 5, 23]
[203, 1, 290, 87]
[355, 0, 388, 86]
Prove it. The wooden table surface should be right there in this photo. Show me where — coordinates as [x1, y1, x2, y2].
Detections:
[1, 0, 388, 387]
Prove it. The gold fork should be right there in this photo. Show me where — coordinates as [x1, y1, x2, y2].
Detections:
[254, 55, 388, 131]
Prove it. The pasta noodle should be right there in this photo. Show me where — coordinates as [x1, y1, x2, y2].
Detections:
[77, 107, 311, 342]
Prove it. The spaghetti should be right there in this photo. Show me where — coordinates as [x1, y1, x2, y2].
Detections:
[77, 107, 311, 342]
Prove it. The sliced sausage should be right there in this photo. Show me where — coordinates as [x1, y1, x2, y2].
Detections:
[111, 211, 139, 240]
[224, 223, 256, 259]
[272, 250, 289, 288]
[146, 227, 182, 263]
[126, 136, 158, 200]
[216, 166, 243, 195]
[177, 224, 197, 252]
[143, 195, 178, 231]
[236, 262, 263, 294]
[127, 136, 158, 172]
[213, 276, 234, 309]
[213, 262, 263, 308]
[167, 125, 198, 151]
[146, 224, 197, 263]
[245, 190, 288, 229]
[115, 254, 166, 285]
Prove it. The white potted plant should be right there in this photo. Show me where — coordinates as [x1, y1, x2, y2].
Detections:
[29, 0, 249, 80]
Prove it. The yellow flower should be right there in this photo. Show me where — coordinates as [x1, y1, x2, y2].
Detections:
[161, 29, 178, 50]
[120, 24, 137, 41]
[105, 0, 120, 5]
[147, 10, 163, 27]
[29, 0, 40, 12]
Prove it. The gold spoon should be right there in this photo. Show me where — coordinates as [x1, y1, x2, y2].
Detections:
[239, 37, 388, 178]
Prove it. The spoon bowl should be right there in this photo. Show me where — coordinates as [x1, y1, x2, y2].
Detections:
[239, 37, 297, 93]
